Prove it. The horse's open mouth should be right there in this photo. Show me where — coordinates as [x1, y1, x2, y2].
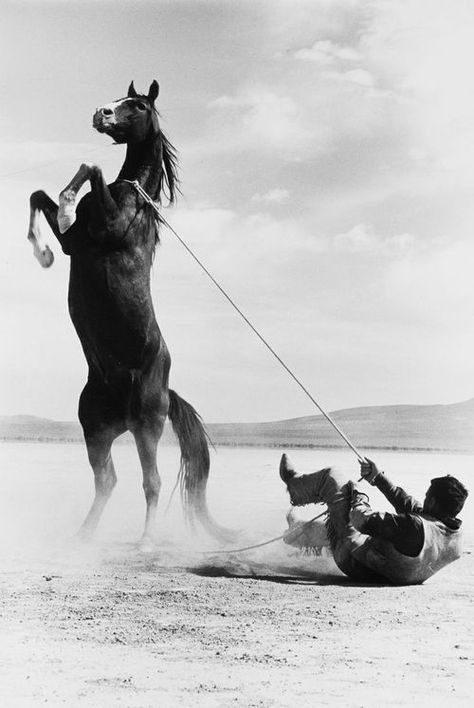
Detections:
[93, 120, 125, 143]
[92, 113, 115, 134]
[92, 121, 109, 134]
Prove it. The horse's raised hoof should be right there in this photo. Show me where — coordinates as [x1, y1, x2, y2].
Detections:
[40, 245, 54, 268]
[279, 453, 297, 484]
[30, 241, 54, 268]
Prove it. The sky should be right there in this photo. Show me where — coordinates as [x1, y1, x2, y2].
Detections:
[1, 0, 474, 423]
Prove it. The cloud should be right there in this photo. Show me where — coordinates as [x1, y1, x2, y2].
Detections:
[343, 69, 374, 87]
[383, 239, 474, 329]
[333, 224, 415, 254]
[158, 200, 474, 413]
[208, 87, 311, 153]
[202, 5, 416, 169]
[3, 1, 474, 419]
[251, 188, 289, 205]
[0, 140, 103, 175]
[294, 39, 361, 65]
[357, 0, 474, 175]
[0, 140, 124, 192]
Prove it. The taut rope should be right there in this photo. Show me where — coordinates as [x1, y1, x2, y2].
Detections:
[125, 179, 366, 464]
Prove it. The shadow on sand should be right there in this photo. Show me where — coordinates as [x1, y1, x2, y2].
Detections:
[190, 559, 385, 587]
[56, 540, 387, 587]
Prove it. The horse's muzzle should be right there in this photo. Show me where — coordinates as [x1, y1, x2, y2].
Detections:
[92, 111, 113, 133]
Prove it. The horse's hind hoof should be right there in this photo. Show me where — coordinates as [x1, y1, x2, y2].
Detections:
[73, 529, 94, 545]
[137, 536, 156, 553]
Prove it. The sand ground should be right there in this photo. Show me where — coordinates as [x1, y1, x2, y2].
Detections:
[1, 443, 473, 706]
[1, 538, 473, 707]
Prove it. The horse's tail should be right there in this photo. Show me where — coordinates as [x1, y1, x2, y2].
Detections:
[167, 389, 232, 540]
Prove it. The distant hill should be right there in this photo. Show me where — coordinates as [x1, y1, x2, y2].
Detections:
[0, 415, 174, 446]
[206, 399, 474, 453]
[0, 415, 84, 443]
[1, 399, 474, 452]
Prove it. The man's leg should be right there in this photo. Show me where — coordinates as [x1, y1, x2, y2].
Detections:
[279, 453, 351, 510]
[280, 454, 383, 582]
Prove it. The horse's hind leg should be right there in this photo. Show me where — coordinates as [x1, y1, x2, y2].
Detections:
[132, 418, 166, 551]
[78, 432, 118, 540]
[77, 380, 127, 539]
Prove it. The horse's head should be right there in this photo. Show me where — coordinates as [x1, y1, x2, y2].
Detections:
[93, 80, 160, 143]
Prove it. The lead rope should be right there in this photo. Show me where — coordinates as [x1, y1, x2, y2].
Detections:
[124, 179, 367, 464]
[198, 508, 328, 555]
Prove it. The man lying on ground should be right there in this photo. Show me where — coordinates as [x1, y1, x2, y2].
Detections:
[280, 455, 468, 585]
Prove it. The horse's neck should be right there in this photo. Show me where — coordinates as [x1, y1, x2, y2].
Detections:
[118, 133, 162, 199]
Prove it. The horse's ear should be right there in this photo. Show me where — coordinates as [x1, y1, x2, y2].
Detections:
[148, 80, 159, 104]
[128, 81, 138, 98]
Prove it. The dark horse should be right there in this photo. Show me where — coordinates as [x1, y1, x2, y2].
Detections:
[27, 80, 226, 549]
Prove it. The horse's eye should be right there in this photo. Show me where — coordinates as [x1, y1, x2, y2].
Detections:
[136, 102, 147, 111]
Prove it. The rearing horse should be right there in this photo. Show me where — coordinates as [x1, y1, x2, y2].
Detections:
[27, 80, 226, 548]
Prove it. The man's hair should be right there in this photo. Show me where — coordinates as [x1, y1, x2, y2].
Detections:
[429, 475, 468, 517]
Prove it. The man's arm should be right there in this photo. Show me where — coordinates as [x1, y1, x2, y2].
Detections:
[360, 459, 422, 514]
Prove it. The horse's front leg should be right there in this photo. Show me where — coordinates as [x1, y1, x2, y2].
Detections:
[58, 162, 119, 233]
[28, 191, 59, 268]
[57, 163, 92, 233]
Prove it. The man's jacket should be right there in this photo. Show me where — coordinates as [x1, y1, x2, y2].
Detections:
[350, 475, 463, 584]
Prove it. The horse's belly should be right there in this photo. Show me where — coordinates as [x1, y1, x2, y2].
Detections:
[68, 258, 165, 372]
[69, 299, 162, 372]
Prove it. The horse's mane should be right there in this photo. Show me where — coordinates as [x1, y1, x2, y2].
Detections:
[158, 130, 180, 205]
[149, 130, 179, 249]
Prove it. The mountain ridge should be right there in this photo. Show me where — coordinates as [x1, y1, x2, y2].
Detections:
[1, 398, 473, 453]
